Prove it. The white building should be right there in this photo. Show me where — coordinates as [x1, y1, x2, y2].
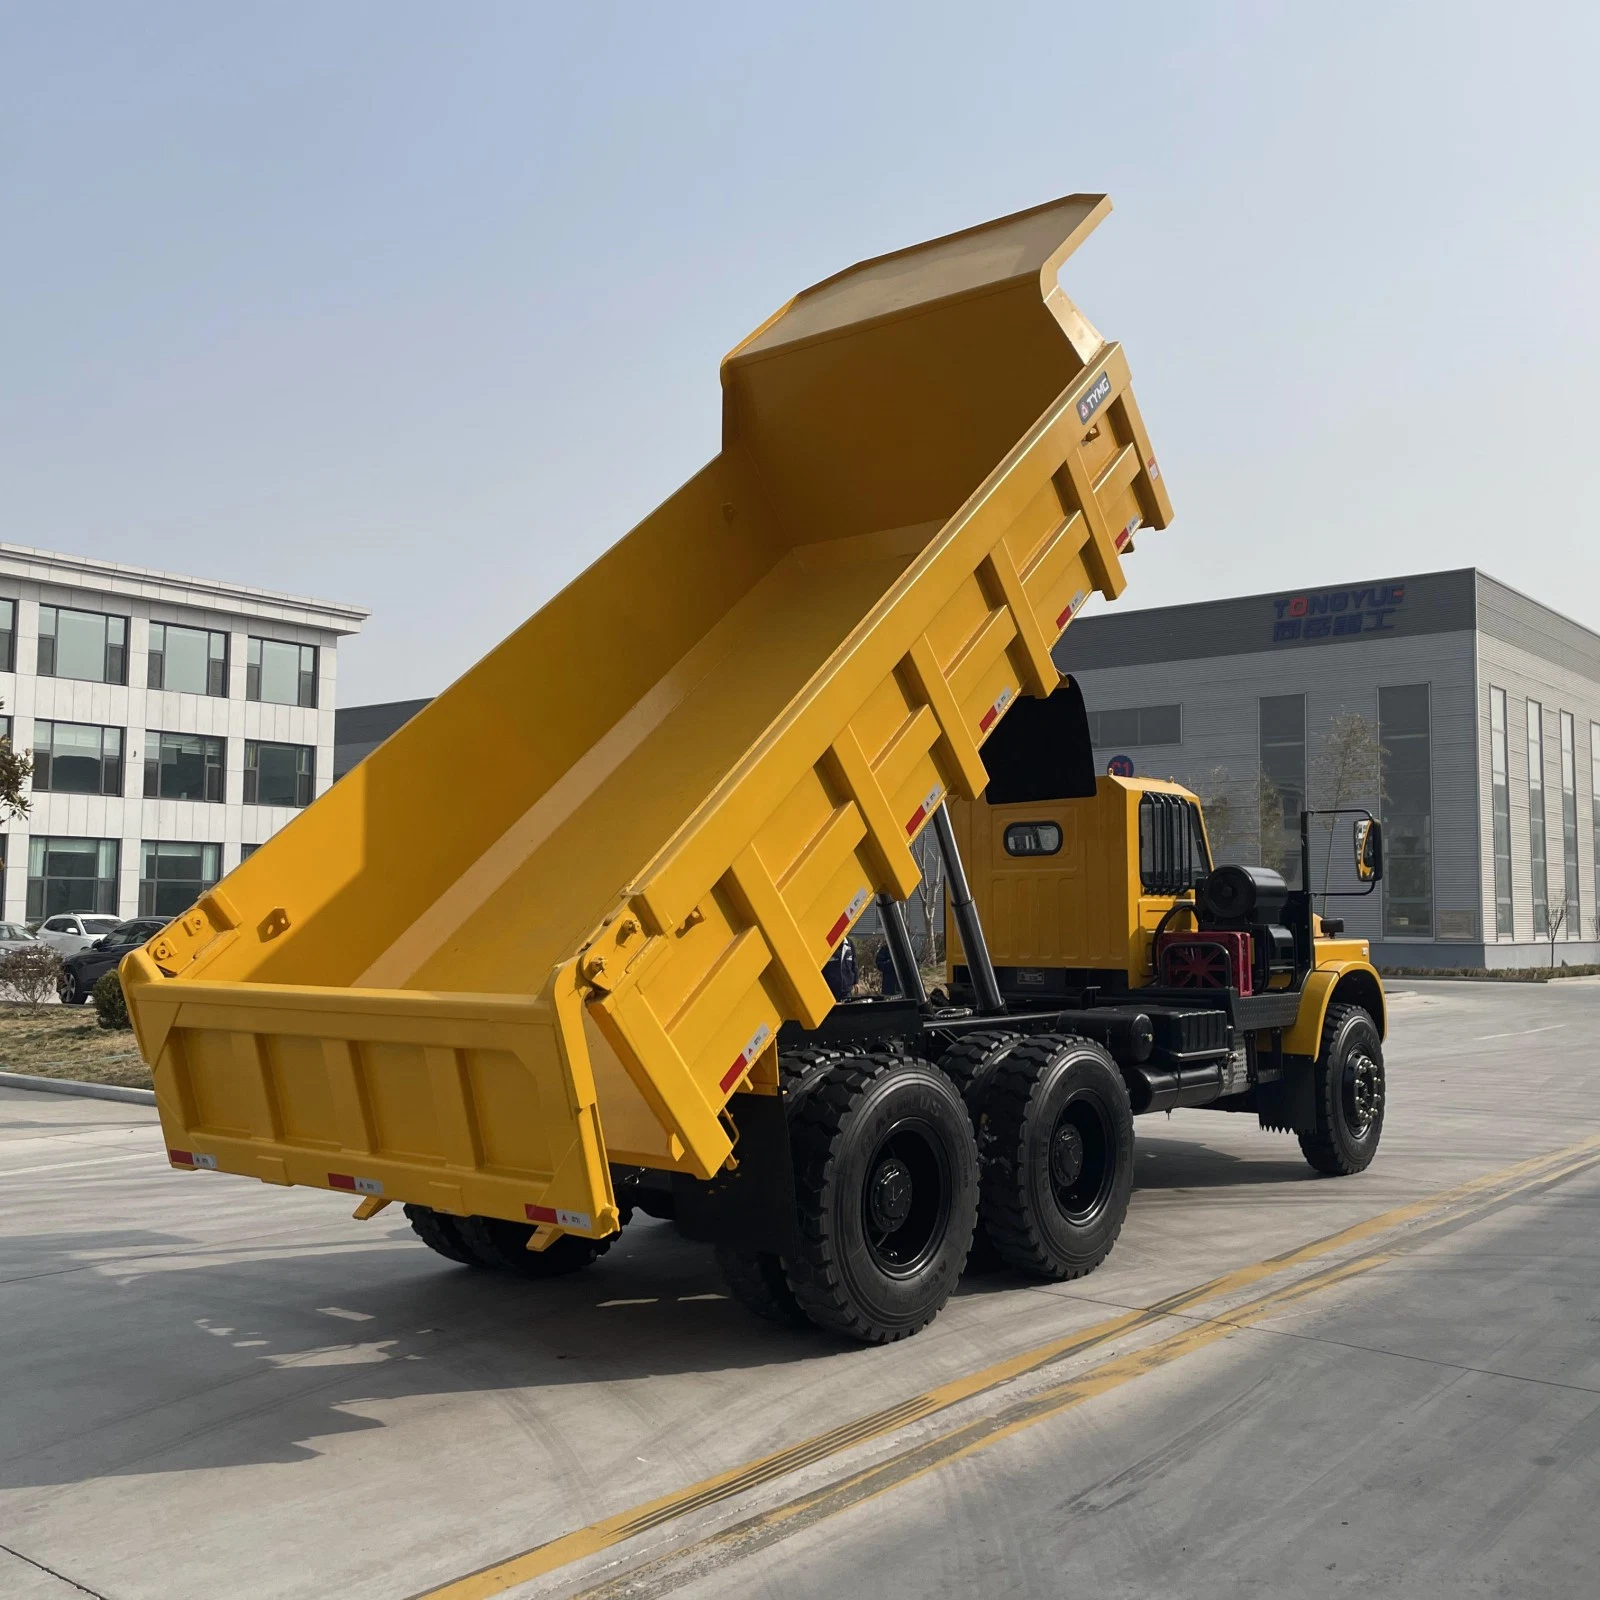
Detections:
[0, 544, 366, 924]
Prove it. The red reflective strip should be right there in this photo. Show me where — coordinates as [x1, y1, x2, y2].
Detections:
[525, 1204, 558, 1225]
[979, 706, 1000, 732]
[1055, 601, 1074, 629]
[327, 1172, 356, 1192]
[1115, 529, 1131, 550]
[905, 804, 927, 836]
[168, 1148, 194, 1167]
[720, 1055, 749, 1093]
[826, 911, 851, 946]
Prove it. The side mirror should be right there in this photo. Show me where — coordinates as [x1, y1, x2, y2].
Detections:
[1354, 818, 1384, 882]
[90, 937, 107, 950]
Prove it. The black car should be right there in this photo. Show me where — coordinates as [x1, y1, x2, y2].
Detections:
[58, 917, 170, 1005]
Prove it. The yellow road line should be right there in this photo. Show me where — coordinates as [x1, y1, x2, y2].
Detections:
[413, 1134, 1600, 1600]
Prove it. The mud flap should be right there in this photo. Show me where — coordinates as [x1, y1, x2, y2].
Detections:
[1256, 1058, 1318, 1135]
[672, 1091, 797, 1254]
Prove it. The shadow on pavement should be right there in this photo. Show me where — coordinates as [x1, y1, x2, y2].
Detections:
[0, 1133, 1318, 1491]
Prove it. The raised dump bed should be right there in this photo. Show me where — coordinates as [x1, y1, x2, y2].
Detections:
[124, 194, 1171, 1247]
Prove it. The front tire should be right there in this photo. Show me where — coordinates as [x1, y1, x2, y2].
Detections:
[785, 1054, 978, 1344]
[1299, 1003, 1385, 1176]
[59, 972, 85, 1005]
[978, 1035, 1134, 1281]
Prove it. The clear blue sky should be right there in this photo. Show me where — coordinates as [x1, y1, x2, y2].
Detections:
[4, 2, 1596, 704]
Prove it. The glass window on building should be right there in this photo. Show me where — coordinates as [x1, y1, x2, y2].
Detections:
[36, 605, 128, 684]
[244, 740, 315, 807]
[246, 638, 318, 707]
[1380, 684, 1434, 938]
[27, 837, 120, 919]
[1087, 704, 1183, 747]
[143, 731, 226, 803]
[1528, 701, 1548, 937]
[1258, 694, 1306, 887]
[32, 721, 124, 796]
[139, 841, 221, 918]
[1489, 689, 1514, 938]
[0, 598, 15, 672]
[1592, 724, 1600, 940]
[1560, 712, 1580, 938]
[240, 842, 261, 861]
[148, 623, 228, 696]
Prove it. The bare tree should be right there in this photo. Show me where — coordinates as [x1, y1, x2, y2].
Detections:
[1189, 766, 1253, 865]
[1310, 710, 1385, 912]
[0, 945, 63, 1009]
[1257, 772, 1299, 883]
[912, 827, 946, 968]
[1546, 902, 1567, 969]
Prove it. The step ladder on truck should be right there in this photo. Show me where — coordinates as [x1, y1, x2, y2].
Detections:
[123, 194, 1389, 1345]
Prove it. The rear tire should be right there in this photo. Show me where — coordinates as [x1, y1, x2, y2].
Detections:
[455, 1210, 630, 1277]
[938, 1030, 1022, 1273]
[716, 1246, 809, 1326]
[58, 971, 85, 1005]
[784, 1054, 978, 1344]
[1299, 1004, 1385, 1176]
[403, 1203, 481, 1267]
[978, 1035, 1133, 1281]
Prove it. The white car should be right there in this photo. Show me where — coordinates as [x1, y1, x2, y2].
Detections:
[33, 913, 124, 956]
[0, 922, 38, 955]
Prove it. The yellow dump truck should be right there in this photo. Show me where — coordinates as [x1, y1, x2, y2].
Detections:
[124, 195, 1389, 1345]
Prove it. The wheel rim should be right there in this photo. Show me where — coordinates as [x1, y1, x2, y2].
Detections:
[860, 1116, 951, 1277]
[1342, 1048, 1385, 1137]
[1048, 1091, 1115, 1225]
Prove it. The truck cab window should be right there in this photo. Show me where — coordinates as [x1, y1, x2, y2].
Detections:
[1139, 792, 1210, 894]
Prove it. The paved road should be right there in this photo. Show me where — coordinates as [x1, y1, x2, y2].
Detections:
[1, 980, 1596, 1599]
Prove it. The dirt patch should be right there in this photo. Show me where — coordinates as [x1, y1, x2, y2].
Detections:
[0, 1005, 152, 1089]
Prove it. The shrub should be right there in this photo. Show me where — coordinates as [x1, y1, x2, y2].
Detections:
[93, 970, 131, 1030]
[0, 943, 65, 1009]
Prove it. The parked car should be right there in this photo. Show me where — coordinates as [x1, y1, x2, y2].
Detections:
[34, 913, 124, 957]
[58, 917, 170, 1005]
[0, 922, 39, 955]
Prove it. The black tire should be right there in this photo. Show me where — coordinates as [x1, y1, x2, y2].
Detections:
[937, 1030, 1022, 1111]
[716, 1246, 810, 1326]
[403, 1203, 481, 1267]
[938, 1031, 1022, 1273]
[455, 1209, 630, 1277]
[979, 1035, 1134, 1281]
[1299, 1003, 1386, 1176]
[785, 1054, 978, 1344]
[59, 971, 85, 1005]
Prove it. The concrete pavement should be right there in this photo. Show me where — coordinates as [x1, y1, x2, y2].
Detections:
[0, 979, 1596, 1598]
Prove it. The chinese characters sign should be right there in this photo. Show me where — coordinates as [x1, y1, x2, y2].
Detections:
[1271, 584, 1405, 644]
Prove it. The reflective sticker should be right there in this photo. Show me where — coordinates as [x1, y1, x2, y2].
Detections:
[1147, 457, 1160, 480]
[825, 888, 870, 948]
[979, 686, 1015, 733]
[328, 1172, 378, 1193]
[1055, 587, 1089, 630]
[168, 1148, 194, 1168]
[525, 1203, 593, 1231]
[193, 1153, 219, 1171]
[904, 783, 943, 836]
[721, 1022, 772, 1092]
[1115, 515, 1141, 552]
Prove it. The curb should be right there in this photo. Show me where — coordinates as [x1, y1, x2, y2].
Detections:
[0, 1070, 156, 1106]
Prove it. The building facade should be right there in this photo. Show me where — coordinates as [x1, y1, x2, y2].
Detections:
[1054, 568, 1600, 971]
[0, 545, 366, 923]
